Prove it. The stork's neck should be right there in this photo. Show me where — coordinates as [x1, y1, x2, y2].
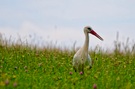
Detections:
[83, 32, 89, 52]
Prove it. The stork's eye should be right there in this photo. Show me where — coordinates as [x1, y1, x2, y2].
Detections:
[87, 27, 91, 30]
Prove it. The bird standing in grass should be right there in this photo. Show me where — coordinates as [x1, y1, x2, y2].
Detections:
[73, 26, 103, 73]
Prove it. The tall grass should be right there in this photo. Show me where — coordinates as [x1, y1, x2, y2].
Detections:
[0, 33, 135, 89]
[114, 32, 135, 55]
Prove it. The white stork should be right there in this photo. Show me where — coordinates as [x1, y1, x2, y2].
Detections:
[73, 26, 103, 73]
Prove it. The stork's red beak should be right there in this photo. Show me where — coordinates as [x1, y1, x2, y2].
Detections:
[90, 30, 103, 41]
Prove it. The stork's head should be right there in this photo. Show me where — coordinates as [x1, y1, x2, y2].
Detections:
[84, 26, 103, 41]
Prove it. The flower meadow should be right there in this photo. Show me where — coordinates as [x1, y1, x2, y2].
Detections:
[0, 34, 135, 89]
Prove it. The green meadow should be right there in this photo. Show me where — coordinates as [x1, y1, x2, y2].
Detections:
[0, 34, 135, 89]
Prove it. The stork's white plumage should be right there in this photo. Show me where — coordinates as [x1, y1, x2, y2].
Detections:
[73, 26, 103, 73]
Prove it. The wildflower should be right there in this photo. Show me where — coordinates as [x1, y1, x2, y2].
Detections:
[69, 72, 73, 75]
[93, 84, 97, 89]
[25, 70, 28, 72]
[24, 66, 27, 69]
[80, 71, 83, 75]
[13, 82, 18, 87]
[5, 79, 9, 86]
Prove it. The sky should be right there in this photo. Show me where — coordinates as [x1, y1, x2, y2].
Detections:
[0, 0, 135, 50]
